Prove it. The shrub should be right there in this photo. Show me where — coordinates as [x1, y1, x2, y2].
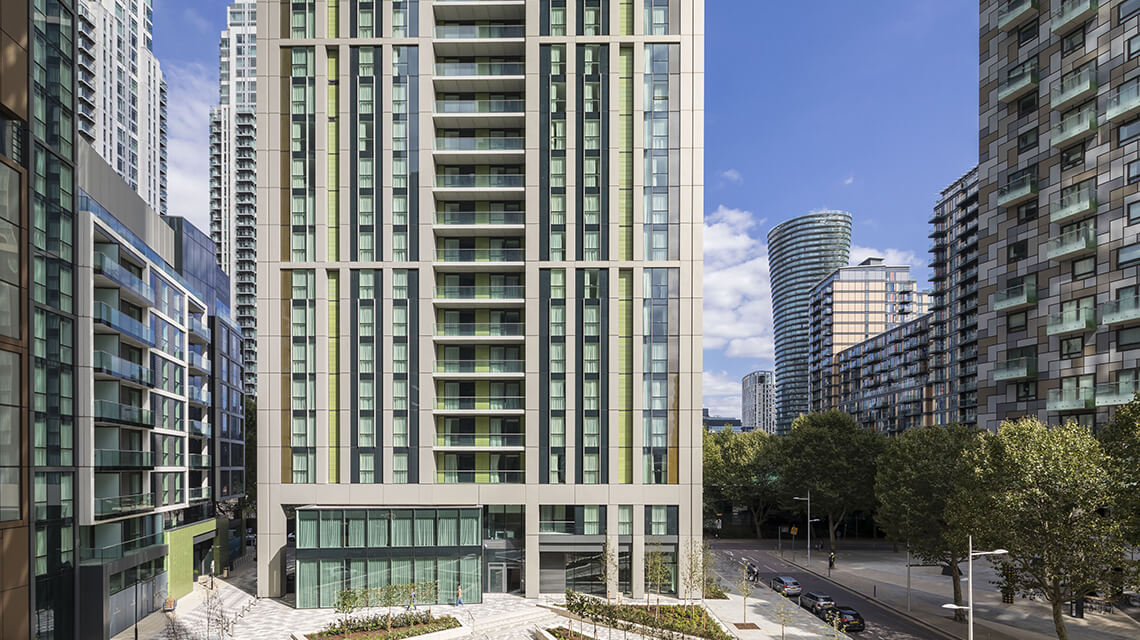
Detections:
[564, 591, 732, 640]
[703, 581, 728, 600]
[313, 611, 460, 639]
[549, 627, 596, 640]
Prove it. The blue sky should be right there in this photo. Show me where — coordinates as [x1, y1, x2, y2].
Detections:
[154, 1, 979, 417]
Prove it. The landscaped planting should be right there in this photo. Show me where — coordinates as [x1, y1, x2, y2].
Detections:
[564, 591, 733, 640]
[549, 627, 597, 640]
[309, 610, 460, 640]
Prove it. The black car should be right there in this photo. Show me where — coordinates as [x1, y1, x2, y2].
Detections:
[822, 606, 865, 632]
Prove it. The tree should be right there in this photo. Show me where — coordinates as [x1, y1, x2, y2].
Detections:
[950, 418, 1133, 640]
[1098, 393, 1140, 546]
[875, 424, 981, 621]
[334, 588, 359, 629]
[601, 538, 618, 605]
[645, 546, 670, 618]
[703, 429, 781, 538]
[772, 600, 795, 640]
[778, 411, 884, 553]
[680, 537, 704, 610]
[735, 566, 752, 623]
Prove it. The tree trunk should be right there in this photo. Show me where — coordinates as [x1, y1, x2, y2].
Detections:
[1050, 598, 1069, 640]
[751, 507, 764, 539]
[828, 514, 839, 553]
[949, 558, 965, 623]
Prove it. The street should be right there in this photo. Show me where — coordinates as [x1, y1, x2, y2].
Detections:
[709, 542, 947, 640]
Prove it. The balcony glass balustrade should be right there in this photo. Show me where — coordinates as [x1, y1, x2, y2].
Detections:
[1046, 308, 1096, 335]
[1047, 387, 1095, 411]
[434, 62, 525, 76]
[435, 396, 525, 410]
[93, 253, 152, 303]
[188, 420, 212, 437]
[435, 359, 525, 373]
[94, 449, 154, 468]
[1045, 226, 1096, 260]
[436, 137, 524, 151]
[435, 432, 525, 447]
[993, 357, 1037, 381]
[439, 469, 524, 484]
[189, 454, 211, 468]
[95, 493, 155, 517]
[1108, 79, 1140, 122]
[997, 66, 1039, 102]
[993, 281, 1037, 311]
[1051, 65, 1097, 111]
[1051, 106, 1097, 147]
[93, 350, 152, 386]
[188, 316, 211, 341]
[997, 0, 1037, 30]
[435, 174, 525, 188]
[189, 487, 212, 501]
[1049, 181, 1096, 222]
[1100, 296, 1140, 326]
[434, 285, 526, 300]
[435, 210, 524, 225]
[187, 386, 211, 405]
[1095, 380, 1140, 406]
[79, 532, 163, 562]
[93, 301, 153, 345]
[435, 25, 525, 39]
[435, 99, 526, 114]
[435, 322, 525, 336]
[996, 174, 1037, 207]
[94, 400, 152, 427]
[434, 248, 525, 262]
[1052, 0, 1098, 32]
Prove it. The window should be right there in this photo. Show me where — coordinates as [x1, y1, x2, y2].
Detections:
[1072, 256, 1095, 279]
[1017, 128, 1037, 152]
[1130, 34, 1140, 59]
[1130, 202, 1140, 225]
[1015, 382, 1036, 401]
[1007, 240, 1027, 262]
[1017, 20, 1037, 45]
[1017, 93, 1037, 118]
[1130, 160, 1140, 184]
[1063, 28, 1086, 56]
[1121, 117, 1140, 145]
[1061, 143, 1085, 170]
[1120, 242, 1140, 268]
[1017, 201, 1038, 223]
[1061, 336, 1083, 359]
[1008, 311, 1027, 332]
[1122, 0, 1140, 22]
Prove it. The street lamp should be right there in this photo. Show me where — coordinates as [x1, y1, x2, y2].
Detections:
[942, 535, 1007, 640]
[793, 491, 811, 568]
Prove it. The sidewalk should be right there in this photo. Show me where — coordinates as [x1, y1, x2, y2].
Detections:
[704, 592, 851, 640]
[784, 548, 1140, 640]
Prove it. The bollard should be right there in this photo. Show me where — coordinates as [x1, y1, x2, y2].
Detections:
[873, 585, 876, 599]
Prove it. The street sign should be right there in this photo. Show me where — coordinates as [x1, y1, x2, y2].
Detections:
[789, 526, 798, 536]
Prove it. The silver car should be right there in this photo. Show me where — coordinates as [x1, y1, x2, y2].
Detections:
[800, 591, 835, 615]
[770, 576, 802, 597]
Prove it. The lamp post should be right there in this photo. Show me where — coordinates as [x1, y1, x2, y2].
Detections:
[793, 491, 810, 568]
[942, 535, 1007, 640]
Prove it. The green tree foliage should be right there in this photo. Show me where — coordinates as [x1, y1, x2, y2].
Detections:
[875, 424, 981, 621]
[778, 411, 884, 552]
[1098, 393, 1140, 546]
[950, 417, 1133, 640]
[702, 428, 780, 537]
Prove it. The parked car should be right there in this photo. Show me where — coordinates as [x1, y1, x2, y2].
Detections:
[769, 576, 802, 597]
[821, 606, 865, 632]
[799, 591, 835, 615]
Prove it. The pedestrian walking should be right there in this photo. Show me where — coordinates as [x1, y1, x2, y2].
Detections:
[408, 586, 416, 610]
[829, 552, 836, 569]
[457, 584, 463, 606]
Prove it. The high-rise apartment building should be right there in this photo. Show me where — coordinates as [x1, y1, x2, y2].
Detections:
[929, 167, 979, 427]
[76, 0, 168, 215]
[978, 0, 1140, 429]
[256, 0, 704, 603]
[740, 370, 776, 434]
[767, 211, 851, 435]
[807, 258, 929, 413]
[209, 0, 259, 395]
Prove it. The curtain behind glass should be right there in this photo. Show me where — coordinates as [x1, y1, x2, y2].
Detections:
[415, 511, 435, 546]
[367, 558, 389, 588]
[368, 510, 389, 547]
[297, 559, 319, 608]
[460, 554, 481, 603]
[320, 560, 342, 607]
[297, 511, 318, 548]
[346, 510, 366, 547]
[391, 557, 412, 585]
[460, 509, 479, 545]
[392, 512, 413, 546]
[321, 510, 343, 548]
[437, 510, 458, 546]
[350, 559, 367, 590]
[438, 556, 459, 603]
[415, 557, 436, 600]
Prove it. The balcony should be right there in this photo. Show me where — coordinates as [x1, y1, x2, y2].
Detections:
[997, 0, 1038, 30]
[93, 301, 153, 346]
[993, 357, 1037, 381]
[434, 322, 525, 339]
[997, 66, 1039, 103]
[188, 419, 212, 437]
[187, 386, 211, 406]
[93, 351, 152, 387]
[434, 248, 525, 264]
[188, 316, 211, 343]
[435, 137, 525, 163]
[435, 174, 525, 189]
[438, 469, 524, 484]
[79, 532, 164, 563]
[434, 285, 525, 302]
[434, 62, 525, 77]
[1045, 226, 1096, 260]
[434, 25, 524, 39]
[189, 454, 211, 468]
[435, 359, 525, 375]
[93, 253, 152, 305]
[435, 432, 525, 448]
[1108, 80, 1140, 122]
[993, 281, 1037, 311]
[434, 396, 525, 412]
[94, 493, 155, 518]
[1049, 181, 1096, 222]
[1047, 387, 1095, 411]
[1046, 307, 1096, 336]
[189, 486, 212, 502]
[94, 400, 152, 428]
[1051, 106, 1098, 148]
[434, 211, 525, 230]
[94, 449, 155, 468]
[1051, 0, 1098, 33]
[435, 99, 525, 114]
[1095, 380, 1140, 406]
[187, 351, 211, 374]
[996, 174, 1037, 207]
[1051, 65, 1097, 111]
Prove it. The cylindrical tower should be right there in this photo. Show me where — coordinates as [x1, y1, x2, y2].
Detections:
[767, 212, 852, 435]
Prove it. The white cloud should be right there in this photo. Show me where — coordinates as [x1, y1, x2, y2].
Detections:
[850, 244, 930, 285]
[702, 371, 742, 418]
[720, 168, 743, 184]
[843, 176, 855, 186]
[703, 205, 774, 361]
[163, 62, 214, 232]
[182, 7, 212, 33]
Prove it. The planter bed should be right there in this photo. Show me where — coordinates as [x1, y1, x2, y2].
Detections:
[305, 612, 461, 640]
